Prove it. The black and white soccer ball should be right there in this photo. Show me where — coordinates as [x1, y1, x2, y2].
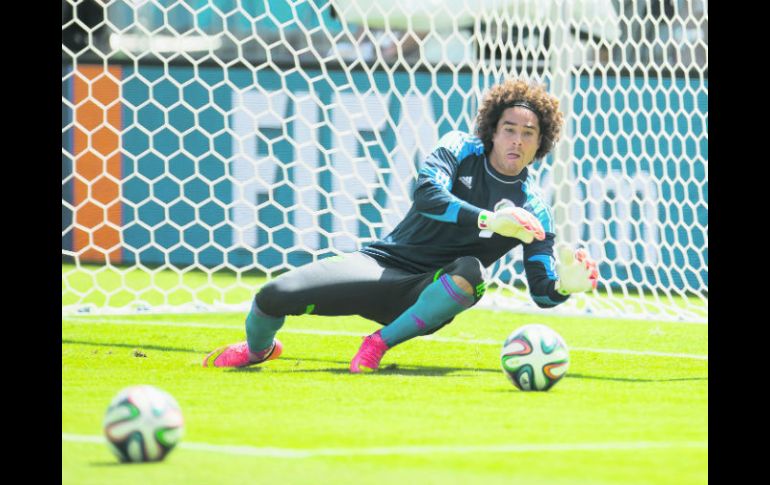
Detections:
[500, 324, 570, 391]
[103, 385, 184, 463]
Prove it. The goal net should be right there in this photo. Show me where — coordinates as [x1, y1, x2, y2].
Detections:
[62, 0, 707, 322]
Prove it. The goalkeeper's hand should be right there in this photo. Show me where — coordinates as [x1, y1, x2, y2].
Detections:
[555, 245, 599, 295]
[478, 207, 545, 243]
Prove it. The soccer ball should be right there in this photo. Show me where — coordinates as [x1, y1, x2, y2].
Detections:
[500, 324, 570, 391]
[103, 385, 184, 463]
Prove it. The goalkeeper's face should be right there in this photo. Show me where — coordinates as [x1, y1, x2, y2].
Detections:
[489, 107, 542, 177]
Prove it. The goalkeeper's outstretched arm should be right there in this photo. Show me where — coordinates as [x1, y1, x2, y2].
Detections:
[523, 237, 570, 308]
[523, 242, 599, 308]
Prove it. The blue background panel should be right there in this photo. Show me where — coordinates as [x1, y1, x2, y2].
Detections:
[61, 64, 707, 292]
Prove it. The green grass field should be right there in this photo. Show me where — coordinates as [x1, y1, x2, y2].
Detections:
[62, 305, 707, 484]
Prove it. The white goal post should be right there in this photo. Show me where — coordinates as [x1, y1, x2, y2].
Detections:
[62, 0, 707, 322]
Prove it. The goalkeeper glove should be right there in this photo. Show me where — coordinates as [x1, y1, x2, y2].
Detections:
[555, 245, 599, 295]
[478, 206, 545, 243]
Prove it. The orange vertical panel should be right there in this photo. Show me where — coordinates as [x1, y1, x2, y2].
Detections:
[73, 65, 123, 264]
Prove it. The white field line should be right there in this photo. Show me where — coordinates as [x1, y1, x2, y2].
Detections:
[62, 317, 708, 361]
[61, 433, 707, 458]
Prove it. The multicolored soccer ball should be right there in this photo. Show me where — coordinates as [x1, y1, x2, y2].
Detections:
[500, 324, 570, 391]
[103, 385, 184, 463]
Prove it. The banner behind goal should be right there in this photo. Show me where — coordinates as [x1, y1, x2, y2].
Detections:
[62, 0, 707, 322]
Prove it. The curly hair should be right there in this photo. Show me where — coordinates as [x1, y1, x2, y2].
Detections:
[475, 78, 564, 161]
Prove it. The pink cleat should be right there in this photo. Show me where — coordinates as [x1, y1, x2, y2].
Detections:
[202, 339, 282, 368]
[350, 330, 390, 373]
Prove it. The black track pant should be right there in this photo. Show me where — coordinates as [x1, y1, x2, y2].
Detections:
[255, 252, 488, 330]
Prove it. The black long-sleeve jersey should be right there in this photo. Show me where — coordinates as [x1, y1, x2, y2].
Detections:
[361, 130, 569, 308]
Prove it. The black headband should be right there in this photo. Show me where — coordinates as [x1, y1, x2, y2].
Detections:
[510, 100, 540, 118]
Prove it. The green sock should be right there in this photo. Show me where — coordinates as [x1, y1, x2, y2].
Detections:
[245, 300, 285, 353]
[380, 274, 474, 347]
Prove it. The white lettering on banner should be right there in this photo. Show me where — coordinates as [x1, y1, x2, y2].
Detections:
[231, 90, 289, 248]
[586, 170, 660, 266]
[540, 169, 661, 266]
[230, 90, 321, 250]
[329, 92, 389, 252]
[230, 88, 438, 251]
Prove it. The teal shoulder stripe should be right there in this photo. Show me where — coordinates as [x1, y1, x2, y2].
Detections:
[420, 201, 462, 223]
[528, 254, 557, 280]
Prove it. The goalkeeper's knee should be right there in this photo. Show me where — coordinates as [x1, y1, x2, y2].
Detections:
[255, 278, 302, 317]
[443, 256, 489, 303]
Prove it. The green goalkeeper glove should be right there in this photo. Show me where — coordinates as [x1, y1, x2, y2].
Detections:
[478, 206, 545, 243]
[555, 245, 599, 295]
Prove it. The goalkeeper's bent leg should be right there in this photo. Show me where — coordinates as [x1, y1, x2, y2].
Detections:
[380, 256, 487, 347]
[246, 252, 396, 352]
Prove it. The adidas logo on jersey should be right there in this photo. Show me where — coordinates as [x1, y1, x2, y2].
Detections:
[459, 176, 473, 189]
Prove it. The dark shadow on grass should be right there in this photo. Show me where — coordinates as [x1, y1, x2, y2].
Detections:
[89, 461, 142, 467]
[219, 356, 351, 373]
[247, 357, 500, 377]
[238, 357, 707, 381]
[224, 366, 264, 373]
[62, 339, 203, 354]
[567, 373, 708, 383]
[63, 340, 706, 382]
[268, 366, 477, 377]
[487, 373, 709, 393]
[62, 340, 498, 376]
[89, 461, 167, 467]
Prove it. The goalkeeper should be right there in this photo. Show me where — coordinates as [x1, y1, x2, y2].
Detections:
[203, 77, 598, 373]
